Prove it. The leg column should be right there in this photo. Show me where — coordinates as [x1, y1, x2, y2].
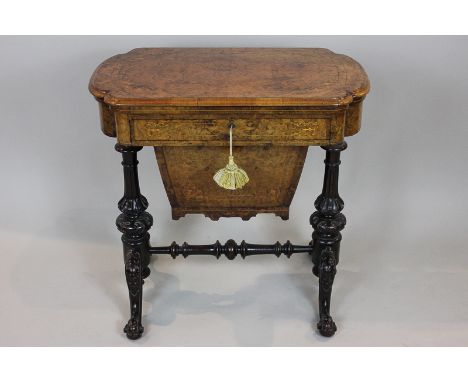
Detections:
[310, 142, 347, 337]
[115, 144, 153, 340]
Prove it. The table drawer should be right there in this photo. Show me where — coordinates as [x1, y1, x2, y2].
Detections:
[129, 117, 331, 146]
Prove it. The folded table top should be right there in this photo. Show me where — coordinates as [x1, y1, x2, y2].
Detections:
[89, 48, 370, 108]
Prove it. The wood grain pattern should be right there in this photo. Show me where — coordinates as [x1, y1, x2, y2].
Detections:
[155, 145, 308, 220]
[111, 106, 349, 146]
[133, 117, 330, 144]
[98, 102, 116, 137]
[89, 48, 369, 107]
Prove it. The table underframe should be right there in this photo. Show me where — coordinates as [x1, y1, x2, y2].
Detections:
[115, 142, 347, 340]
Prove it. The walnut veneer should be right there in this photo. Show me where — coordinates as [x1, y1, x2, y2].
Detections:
[90, 48, 369, 220]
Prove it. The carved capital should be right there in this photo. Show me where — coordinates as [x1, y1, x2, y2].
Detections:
[310, 211, 346, 236]
[314, 194, 344, 217]
[118, 195, 149, 215]
[116, 211, 153, 238]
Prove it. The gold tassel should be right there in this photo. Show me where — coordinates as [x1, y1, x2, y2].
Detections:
[213, 123, 249, 190]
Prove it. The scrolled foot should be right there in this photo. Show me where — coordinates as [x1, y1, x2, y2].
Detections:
[317, 315, 337, 337]
[124, 318, 144, 340]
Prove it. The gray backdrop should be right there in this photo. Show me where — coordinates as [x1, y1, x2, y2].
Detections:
[1, 36, 467, 346]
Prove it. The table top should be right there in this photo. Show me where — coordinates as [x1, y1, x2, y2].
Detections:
[89, 48, 369, 107]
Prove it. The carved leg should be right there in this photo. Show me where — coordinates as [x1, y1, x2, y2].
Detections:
[310, 142, 347, 337]
[123, 249, 144, 339]
[115, 144, 153, 340]
[317, 247, 337, 336]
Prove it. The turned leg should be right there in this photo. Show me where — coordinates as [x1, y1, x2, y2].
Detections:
[310, 142, 347, 337]
[115, 144, 153, 340]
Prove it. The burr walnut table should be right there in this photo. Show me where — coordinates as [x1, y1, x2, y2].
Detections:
[89, 48, 370, 340]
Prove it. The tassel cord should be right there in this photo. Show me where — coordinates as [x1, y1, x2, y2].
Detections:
[212, 122, 249, 190]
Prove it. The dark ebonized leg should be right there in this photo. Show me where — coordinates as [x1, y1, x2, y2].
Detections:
[310, 142, 347, 337]
[115, 144, 153, 340]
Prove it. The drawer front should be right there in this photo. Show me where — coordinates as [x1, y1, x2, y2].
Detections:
[129, 118, 331, 145]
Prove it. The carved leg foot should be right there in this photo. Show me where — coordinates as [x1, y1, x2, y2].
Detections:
[317, 315, 337, 337]
[124, 318, 144, 340]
